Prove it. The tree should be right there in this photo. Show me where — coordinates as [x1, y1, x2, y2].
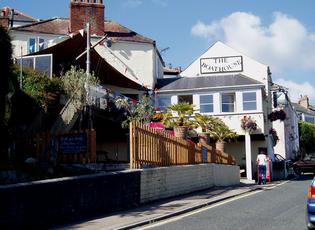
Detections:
[60, 66, 99, 110]
[0, 26, 12, 157]
[299, 121, 315, 155]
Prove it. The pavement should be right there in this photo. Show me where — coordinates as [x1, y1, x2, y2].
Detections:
[56, 179, 286, 230]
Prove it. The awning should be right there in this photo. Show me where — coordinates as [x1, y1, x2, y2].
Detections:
[30, 32, 146, 90]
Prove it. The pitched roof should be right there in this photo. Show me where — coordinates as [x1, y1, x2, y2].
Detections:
[156, 74, 264, 92]
[12, 18, 70, 34]
[292, 103, 315, 115]
[1, 7, 38, 23]
[11, 17, 154, 43]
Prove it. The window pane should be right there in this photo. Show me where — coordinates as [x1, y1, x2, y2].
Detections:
[243, 92, 256, 111]
[243, 102, 256, 110]
[200, 104, 213, 113]
[222, 94, 234, 103]
[157, 96, 171, 110]
[221, 93, 235, 112]
[243, 92, 256, 101]
[29, 38, 36, 54]
[222, 103, 234, 112]
[178, 95, 193, 104]
[200, 95, 213, 104]
[39, 38, 45, 51]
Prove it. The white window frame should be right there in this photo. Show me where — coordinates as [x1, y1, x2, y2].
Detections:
[199, 94, 214, 114]
[242, 92, 257, 111]
[221, 93, 235, 113]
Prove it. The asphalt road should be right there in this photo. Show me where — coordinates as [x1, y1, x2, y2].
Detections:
[139, 175, 313, 230]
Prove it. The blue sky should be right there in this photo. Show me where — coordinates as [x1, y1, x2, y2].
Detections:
[2, 0, 315, 103]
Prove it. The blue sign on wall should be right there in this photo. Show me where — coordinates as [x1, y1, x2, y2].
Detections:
[59, 133, 87, 154]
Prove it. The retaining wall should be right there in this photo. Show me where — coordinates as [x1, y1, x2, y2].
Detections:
[140, 164, 240, 203]
[0, 164, 239, 228]
[0, 171, 141, 228]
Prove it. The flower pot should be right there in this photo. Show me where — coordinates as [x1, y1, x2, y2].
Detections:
[215, 141, 226, 153]
[174, 126, 187, 139]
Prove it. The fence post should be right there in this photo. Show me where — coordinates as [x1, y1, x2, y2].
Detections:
[130, 121, 136, 169]
[88, 129, 96, 163]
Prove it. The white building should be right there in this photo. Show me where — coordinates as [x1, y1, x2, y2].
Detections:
[271, 85, 299, 161]
[156, 41, 274, 180]
[8, 0, 164, 96]
[293, 95, 315, 124]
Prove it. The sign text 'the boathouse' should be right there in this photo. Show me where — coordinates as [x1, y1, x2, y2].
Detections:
[200, 56, 243, 74]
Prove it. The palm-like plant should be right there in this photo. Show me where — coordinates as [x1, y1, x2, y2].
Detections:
[208, 122, 238, 152]
[194, 113, 225, 132]
[208, 125, 238, 143]
[162, 102, 195, 127]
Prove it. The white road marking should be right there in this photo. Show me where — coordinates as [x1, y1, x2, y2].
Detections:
[137, 180, 290, 229]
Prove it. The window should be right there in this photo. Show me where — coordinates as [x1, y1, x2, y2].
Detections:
[39, 38, 45, 51]
[157, 95, 171, 111]
[178, 95, 193, 104]
[221, 93, 235, 112]
[29, 38, 36, 54]
[200, 95, 213, 113]
[243, 92, 257, 111]
[29, 38, 45, 53]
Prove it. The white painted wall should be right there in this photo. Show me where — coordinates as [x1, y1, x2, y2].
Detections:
[273, 106, 300, 160]
[10, 31, 63, 58]
[181, 41, 269, 93]
[157, 89, 265, 135]
[140, 164, 240, 203]
[105, 41, 162, 89]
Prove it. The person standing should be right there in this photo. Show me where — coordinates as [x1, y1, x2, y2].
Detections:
[256, 150, 268, 184]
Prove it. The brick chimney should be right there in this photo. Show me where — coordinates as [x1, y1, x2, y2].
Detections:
[0, 7, 10, 29]
[69, 0, 105, 36]
[298, 95, 309, 109]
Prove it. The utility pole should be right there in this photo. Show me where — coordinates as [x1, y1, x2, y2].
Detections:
[19, 46, 23, 89]
[85, 23, 93, 129]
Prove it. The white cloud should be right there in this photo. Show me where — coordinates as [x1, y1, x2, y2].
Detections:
[123, 0, 143, 8]
[191, 21, 220, 39]
[191, 12, 315, 71]
[275, 79, 315, 103]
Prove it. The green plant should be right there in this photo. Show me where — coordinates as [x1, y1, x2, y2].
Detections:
[161, 102, 195, 128]
[61, 66, 99, 110]
[115, 95, 155, 128]
[208, 122, 238, 143]
[194, 113, 225, 133]
[299, 121, 315, 154]
[22, 67, 62, 111]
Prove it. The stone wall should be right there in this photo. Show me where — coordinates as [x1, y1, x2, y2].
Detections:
[0, 164, 240, 228]
[140, 164, 240, 203]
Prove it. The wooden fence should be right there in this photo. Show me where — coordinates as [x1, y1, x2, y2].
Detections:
[129, 121, 236, 169]
[16, 130, 96, 164]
